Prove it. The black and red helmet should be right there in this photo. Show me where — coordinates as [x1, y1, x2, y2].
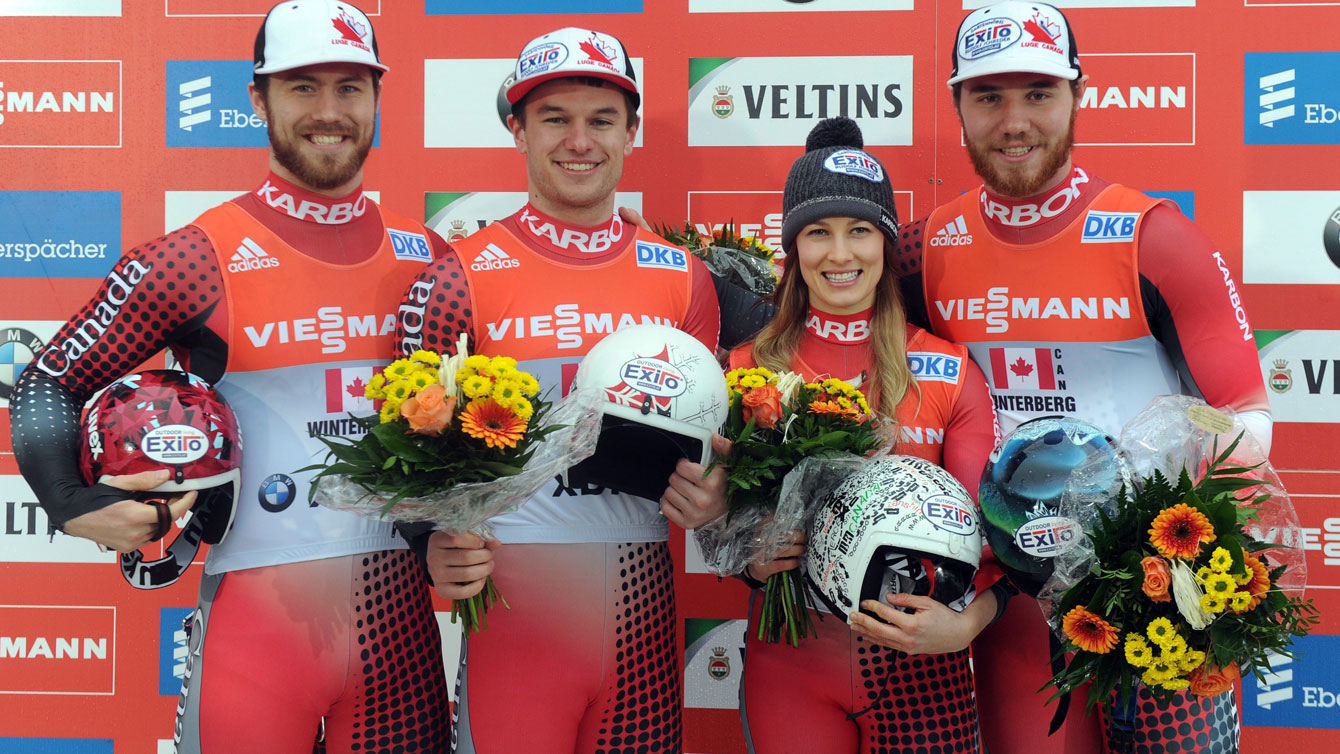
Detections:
[80, 370, 243, 589]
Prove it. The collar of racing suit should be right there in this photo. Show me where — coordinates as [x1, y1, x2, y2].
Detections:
[805, 306, 873, 345]
[251, 171, 372, 226]
[977, 165, 1096, 232]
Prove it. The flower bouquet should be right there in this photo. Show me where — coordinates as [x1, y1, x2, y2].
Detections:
[1042, 397, 1318, 711]
[654, 220, 780, 296]
[302, 335, 601, 633]
[693, 367, 883, 646]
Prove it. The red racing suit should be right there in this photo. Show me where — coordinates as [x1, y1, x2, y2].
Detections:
[10, 173, 451, 754]
[896, 166, 1271, 754]
[394, 203, 720, 754]
[728, 308, 998, 754]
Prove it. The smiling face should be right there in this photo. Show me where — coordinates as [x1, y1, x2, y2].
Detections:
[509, 78, 638, 226]
[794, 216, 885, 315]
[250, 62, 379, 197]
[955, 71, 1085, 199]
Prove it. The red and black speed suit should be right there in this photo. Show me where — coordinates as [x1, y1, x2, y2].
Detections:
[895, 166, 1272, 754]
[393, 203, 720, 754]
[9, 173, 451, 754]
[728, 307, 1000, 754]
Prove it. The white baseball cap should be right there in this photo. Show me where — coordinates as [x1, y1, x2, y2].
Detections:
[947, 1, 1080, 86]
[254, 0, 388, 76]
[503, 27, 639, 108]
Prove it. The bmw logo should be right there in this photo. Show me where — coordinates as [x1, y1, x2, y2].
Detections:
[258, 473, 298, 513]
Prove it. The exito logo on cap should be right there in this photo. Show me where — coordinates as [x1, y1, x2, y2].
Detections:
[960, 17, 1021, 60]
[519, 42, 568, 77]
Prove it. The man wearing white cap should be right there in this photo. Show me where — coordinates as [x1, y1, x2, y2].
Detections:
[888, 2, 1270, 752]
[393, 26, 725, 754]
[10, 1, 451, 751]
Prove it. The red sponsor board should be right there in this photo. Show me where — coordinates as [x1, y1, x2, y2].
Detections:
[0, 605, 115, 694]
[1075, 53, 1196, 146]
[165, 0, 379, 15]
[0, 61, 120, 148]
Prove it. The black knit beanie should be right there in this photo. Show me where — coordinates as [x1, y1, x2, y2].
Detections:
[780, 117, 898, 253]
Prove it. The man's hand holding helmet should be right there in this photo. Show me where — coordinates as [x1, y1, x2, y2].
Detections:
[64, 469, 199, 553]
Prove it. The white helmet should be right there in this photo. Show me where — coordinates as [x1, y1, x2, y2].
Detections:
[567, 324, 728, 501]
[806, 455, 981, 619]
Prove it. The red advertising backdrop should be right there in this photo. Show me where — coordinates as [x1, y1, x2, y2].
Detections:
[0, 2, 1336, 752]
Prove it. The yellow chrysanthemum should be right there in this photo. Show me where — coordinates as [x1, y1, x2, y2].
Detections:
[385, 380, 414, 403]
[1142, 660, 1178, 685]
[750, 367, 775, 380]
[1146, 617, 1177, 649]
[1203, 572, 1237, 598]
[1208, 547, 1233, 573]
[463, 354, 491, 370]
[1200, 594, 1228, 614]
[740, 374, 766, 389]
[408, 371, 436, 392]
[1162, 633, 1188, 662]
[512, 397, 534, 421]
[516, 373, 540, 397]
[1180, 649, 1207, 672]
[725, 373, 740, 389]
[409, 350, 441, 366]
[488, 356, 517, 373]
[836, 396, 853, 410]
[365, 373, 387, 400]
[1233, 568, 1253, 586]
[456, 367, 477, 385]
[492, 380, 523, 408]
[1161, 678, 1191, 691]
[383, 359, 414, 381]
[462, 375, 493, 399]
[804, 382, 821, 391]
[379, 400, 403, 424]
[1228, 591, 1253, 613]
[1197, 565, 1214, 583]
[1125, 635, 1154, 668]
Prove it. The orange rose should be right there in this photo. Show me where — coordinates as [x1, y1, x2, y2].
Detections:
[1188, 661, 1240, 697]
[401, 384, 456, 436]
[741, 384, 783, 430]
[1140, 556, 1172, 602]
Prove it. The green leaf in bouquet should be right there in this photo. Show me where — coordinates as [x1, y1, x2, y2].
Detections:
[369, 422, 437, 463]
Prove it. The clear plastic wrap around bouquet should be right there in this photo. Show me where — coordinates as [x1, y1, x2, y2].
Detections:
[653, 220, 781, 296]
[693, 367, 885, 647]
[1039, 395, 1318, 710]
[301, 336, 603, 634]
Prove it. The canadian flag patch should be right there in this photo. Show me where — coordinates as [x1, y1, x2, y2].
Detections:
[988, 348, 1056, 391]
[325, 367, 380, 414]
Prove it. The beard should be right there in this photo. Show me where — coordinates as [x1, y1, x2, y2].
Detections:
[966, 104, 1078, 199]
[268, 120, 373, 192]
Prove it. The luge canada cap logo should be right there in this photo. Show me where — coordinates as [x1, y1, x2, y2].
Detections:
[253, 0, 388, 75]
[948, 1, 1080, 86]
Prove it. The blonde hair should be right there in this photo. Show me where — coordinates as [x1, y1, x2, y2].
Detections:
[750, 239, 919, 422]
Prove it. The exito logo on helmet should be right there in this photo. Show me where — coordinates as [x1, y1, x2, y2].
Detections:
[567, 324, 727, 502]
[978, 416, 1130, 597]
[80, 370, 243, 590]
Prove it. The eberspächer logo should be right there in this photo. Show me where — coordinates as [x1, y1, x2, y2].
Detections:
[1245, 53, 1340, 145]
[0, 192, 120, 279]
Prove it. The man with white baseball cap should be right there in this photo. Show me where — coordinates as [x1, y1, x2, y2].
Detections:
[11, 2, 452, 751]
[887, 2, 1270, 752]
[393, 25, 726, 754]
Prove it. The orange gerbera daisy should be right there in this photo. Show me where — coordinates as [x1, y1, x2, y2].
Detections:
[809, 400, 854, 417]
[1238, 553, 1272, 611]
[459, 398, 526, 449]
[1148, 503, 1217, 559]
[1062, 605, 1121, 654]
